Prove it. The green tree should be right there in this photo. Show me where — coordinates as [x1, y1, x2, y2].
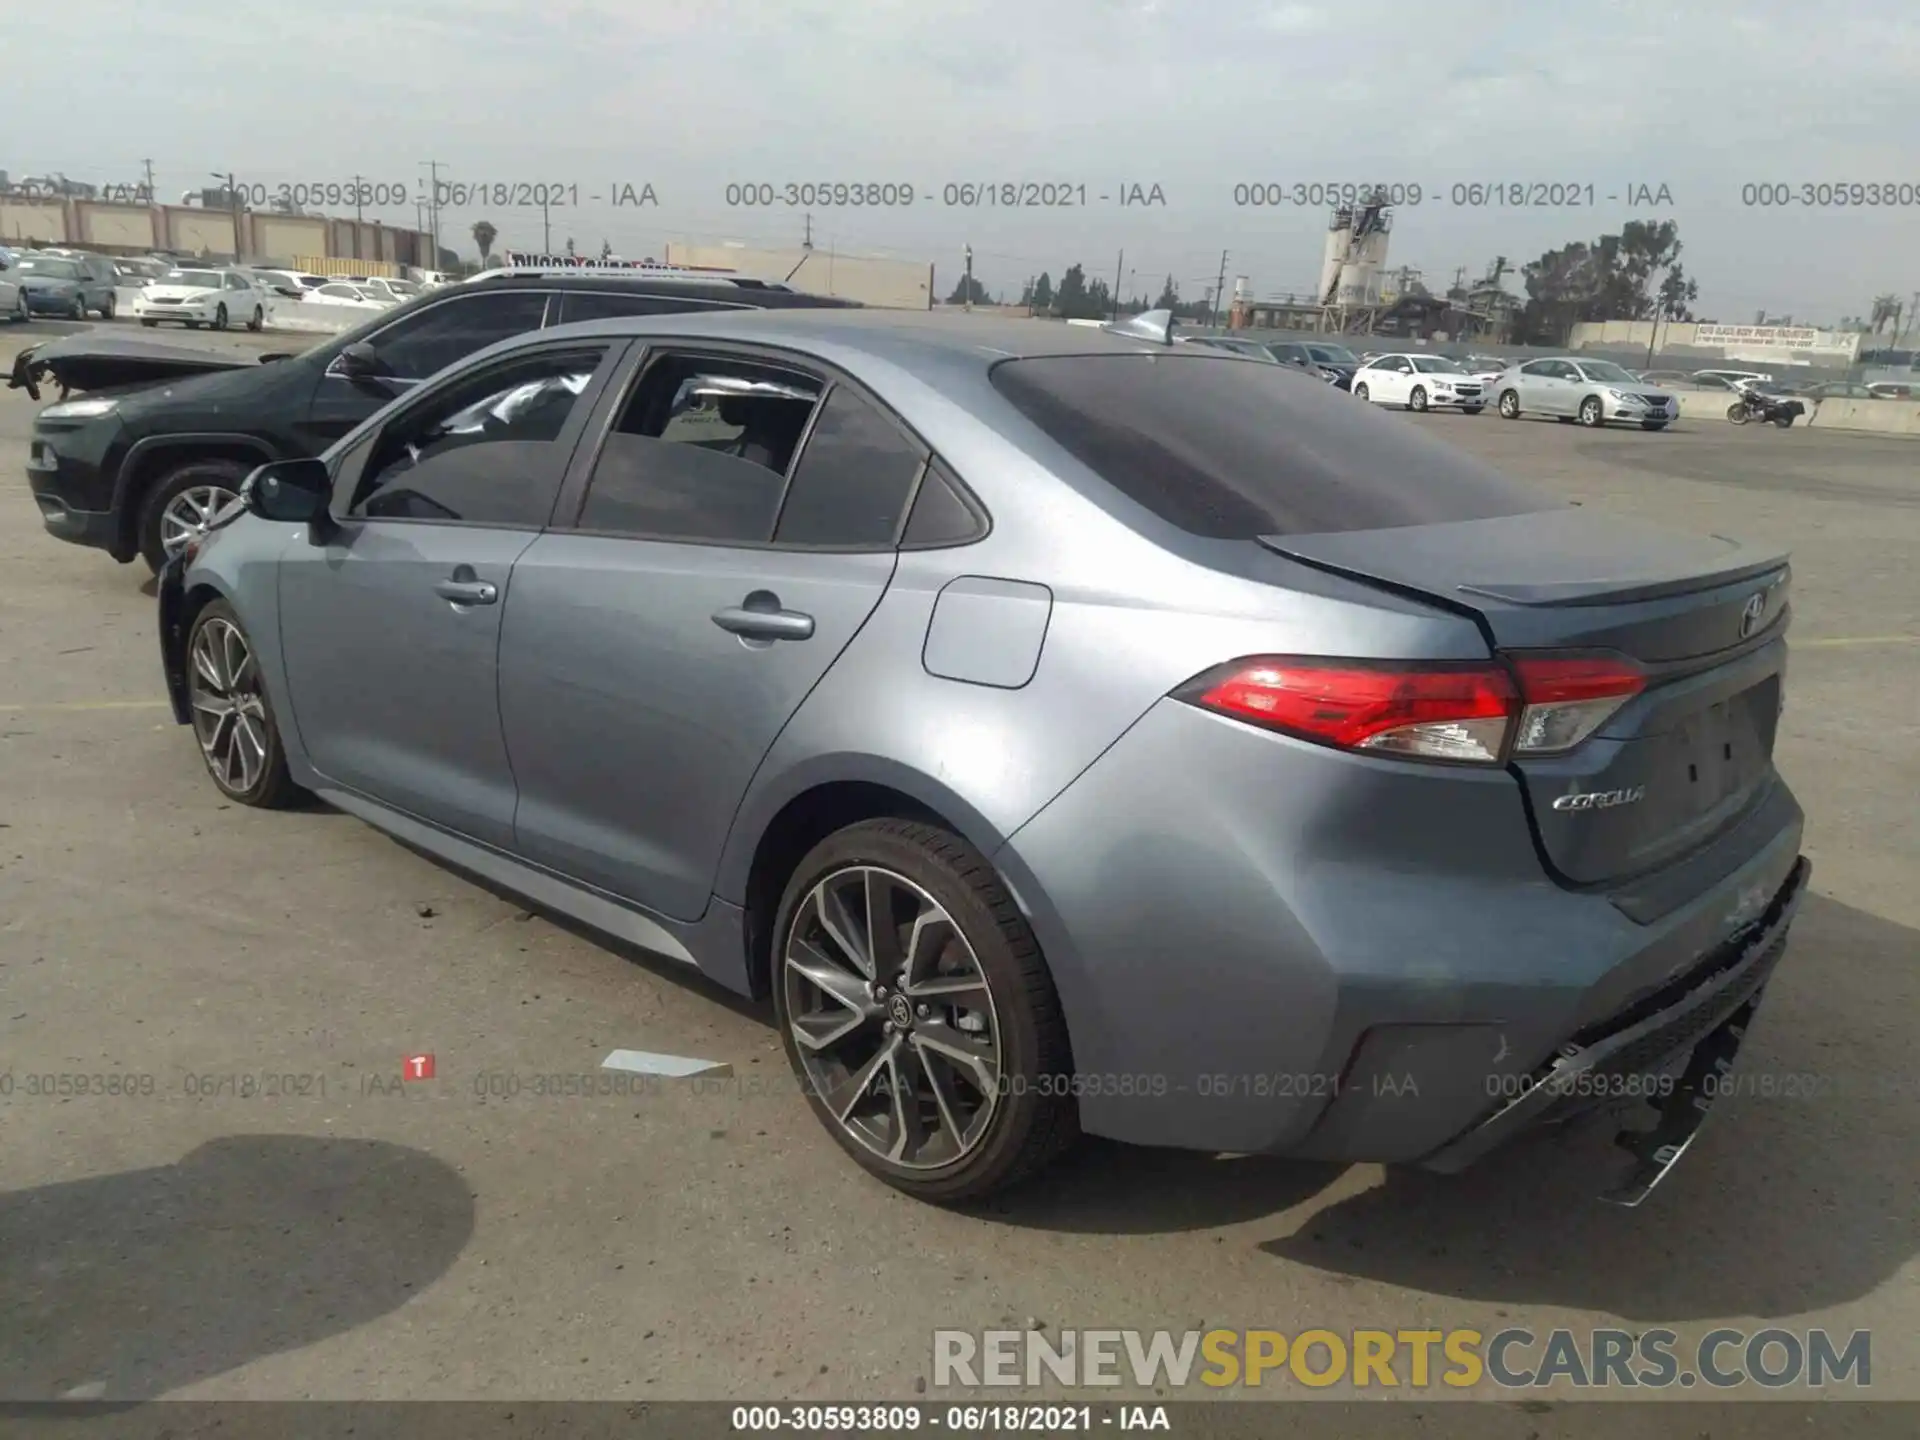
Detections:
[471, 219, 498, 263]
[1054, 263, 1095, 319]
[1518, 221, 1696, 344]
[1155, 274, 1180, 310]
[1031, 271, 1053, 313]
[946, 273, 990, 305]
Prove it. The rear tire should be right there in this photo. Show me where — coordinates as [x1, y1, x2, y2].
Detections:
[100, 293, 115, 320]
[1774, 414, 1795, 428]
[138, 457, 252, 573]
[184, 600, 306, 809]
[772, 818, 1078, 1204]
[1498, 389, 1521, 419]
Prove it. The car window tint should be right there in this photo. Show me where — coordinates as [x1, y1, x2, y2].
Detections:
[990, 352, 1552, 539]
[576, 353, 823, 543]
[557, 292, 726, 325]
[368, 291, 551, 381]
[900, 457, 985, 548]
[772, 386, 927, 547]
[351, 346, 605, 525]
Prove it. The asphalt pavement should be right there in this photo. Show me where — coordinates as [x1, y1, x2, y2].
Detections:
[2, 327, 1916, 1418]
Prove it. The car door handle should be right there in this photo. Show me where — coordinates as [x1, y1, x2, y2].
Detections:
[434, 577, 498, 606]
[713, 598, 814, 641]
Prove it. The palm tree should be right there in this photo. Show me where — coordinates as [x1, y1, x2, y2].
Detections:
[471, 219, 498, 265]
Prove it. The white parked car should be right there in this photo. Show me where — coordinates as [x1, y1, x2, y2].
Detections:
[307, 282, 394, 310]
[1349, 353, 1486, 412]
[349, 275, 424, 303]
[132, 268, 274, 331]
[248, 268, 335, 300]
[1691, 368, 1772, 386]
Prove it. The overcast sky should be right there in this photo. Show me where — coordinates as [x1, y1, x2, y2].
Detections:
[7, 0, 1915, 321]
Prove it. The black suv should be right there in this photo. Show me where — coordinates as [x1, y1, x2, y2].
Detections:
[22, 272, 858, 571]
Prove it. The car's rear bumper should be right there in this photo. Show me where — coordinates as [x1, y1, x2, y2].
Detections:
[996, 697, 1807, 1171]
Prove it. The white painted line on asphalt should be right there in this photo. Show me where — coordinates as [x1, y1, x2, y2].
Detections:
[602, 1049, 733, 1079]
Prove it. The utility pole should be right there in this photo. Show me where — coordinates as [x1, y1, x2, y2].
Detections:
[141, 158, 155, 203]
[964, 245, 973, 311]
[1024, 274, 1033, 317]
[1211, 250, 1228, 328]
[541, 192, 551, 254]
[1644, 296, 1665, 369]
[422, 159, 445, 261]
[802, 213, 813, 250]
[351, 173, 365, 225]
[1112, 248, 1124, 322]
[210, 171, 242, 260]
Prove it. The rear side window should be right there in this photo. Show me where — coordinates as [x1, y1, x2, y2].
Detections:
[556, 292, 729, 325]
[772, 386, 927, 547]
[989, 353, 1551, 538]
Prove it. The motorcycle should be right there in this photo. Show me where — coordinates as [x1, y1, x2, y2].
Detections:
[1728, 386, 1806, 428]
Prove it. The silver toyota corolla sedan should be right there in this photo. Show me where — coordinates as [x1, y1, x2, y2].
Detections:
[157, 309, 1808, 1206]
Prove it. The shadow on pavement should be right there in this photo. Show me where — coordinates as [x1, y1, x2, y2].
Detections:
[1256, 892, 1918, 1320]
[0, 1134, 474, 1400]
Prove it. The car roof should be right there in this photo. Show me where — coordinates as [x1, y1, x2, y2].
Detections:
[499, 307, 1233, 383]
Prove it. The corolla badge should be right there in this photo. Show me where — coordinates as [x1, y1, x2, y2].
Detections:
[1552, 784, 1646, 812]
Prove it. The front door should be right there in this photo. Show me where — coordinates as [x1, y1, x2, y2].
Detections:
[293, 287, 554, 454]
[277, 341, 615, 846]
[499, 350, 930, 920]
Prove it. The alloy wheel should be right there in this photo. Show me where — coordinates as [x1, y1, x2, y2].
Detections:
[189, 617, 269, 795]
[1410, 387, 1428, 411]
[1499, 390, 1520, 418]
[1580, 398, 1603, 426]
[782, 864, 1003, 1171]
[159, 485, 238, 557]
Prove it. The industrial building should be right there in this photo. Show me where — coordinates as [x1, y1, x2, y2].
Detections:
[662, 241, 934, 310]
[0, 190, 435, 273]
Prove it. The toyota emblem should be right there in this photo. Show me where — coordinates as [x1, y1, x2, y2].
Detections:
[1739, 592, 1766, 639]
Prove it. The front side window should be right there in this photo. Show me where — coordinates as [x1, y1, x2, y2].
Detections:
[772, 386, 928, 547]
[574, 353, 823, 543]
[349, 346, 606, 525]
[360, 290, 551, 381]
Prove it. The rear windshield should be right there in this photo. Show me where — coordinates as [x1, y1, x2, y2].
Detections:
[988, 352, 1552, 538]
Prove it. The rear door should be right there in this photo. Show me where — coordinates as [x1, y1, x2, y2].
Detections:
[497, 345, 928, 920]
[293, 288, 554, 452]
[1265, 510, 1791, 887]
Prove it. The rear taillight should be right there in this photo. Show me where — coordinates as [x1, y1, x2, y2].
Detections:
[1178, 658, 1518, 764]
[1177, 652, 1646, 764]
[1507, 655, 1645, 755]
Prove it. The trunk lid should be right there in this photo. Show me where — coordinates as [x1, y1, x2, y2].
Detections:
[1263, 509, 1791, 888]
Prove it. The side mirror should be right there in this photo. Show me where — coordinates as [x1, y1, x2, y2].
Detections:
[245, 458, 332, 527]
[333, 341, 382, 380]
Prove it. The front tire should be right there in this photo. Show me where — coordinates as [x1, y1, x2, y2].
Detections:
[1352, 382, 1370, 402]
[1641, 421, 1668, 431]
[1409, 386, 1428, 412]
[1462, 404, 1484, 415]
[1578, 396, 1605, 427]
[213, 303, 229, 331]
[247, 305, 264, 332]
[1728, 403, 1749, 425]
[773, 818, 1077, 1204]
[138, 458, 251, 573]
[140, 318, 159, 327]
[185, 600, 305, 808]
[11, 291, 26, 325]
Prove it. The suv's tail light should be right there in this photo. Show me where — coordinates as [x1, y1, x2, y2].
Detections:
[1176, 652, 1645, 765]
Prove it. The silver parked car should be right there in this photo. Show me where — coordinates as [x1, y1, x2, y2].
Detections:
[0, 247, 30, 324]
[157, 309, 1808, 1205]
[1490, 357, 1678, 428]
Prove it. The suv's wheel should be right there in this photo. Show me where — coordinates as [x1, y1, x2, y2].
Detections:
[213, 303, 229, 330]
[1578, 396, 1605, 427]
[138, 458, 251, 572]
[185, 600, 305, 808]
[1498, 389, 1521, 419]
[247, 305, 264, 332]
[100, 293, 115, 320]
[773, 818, 1077, 1203]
